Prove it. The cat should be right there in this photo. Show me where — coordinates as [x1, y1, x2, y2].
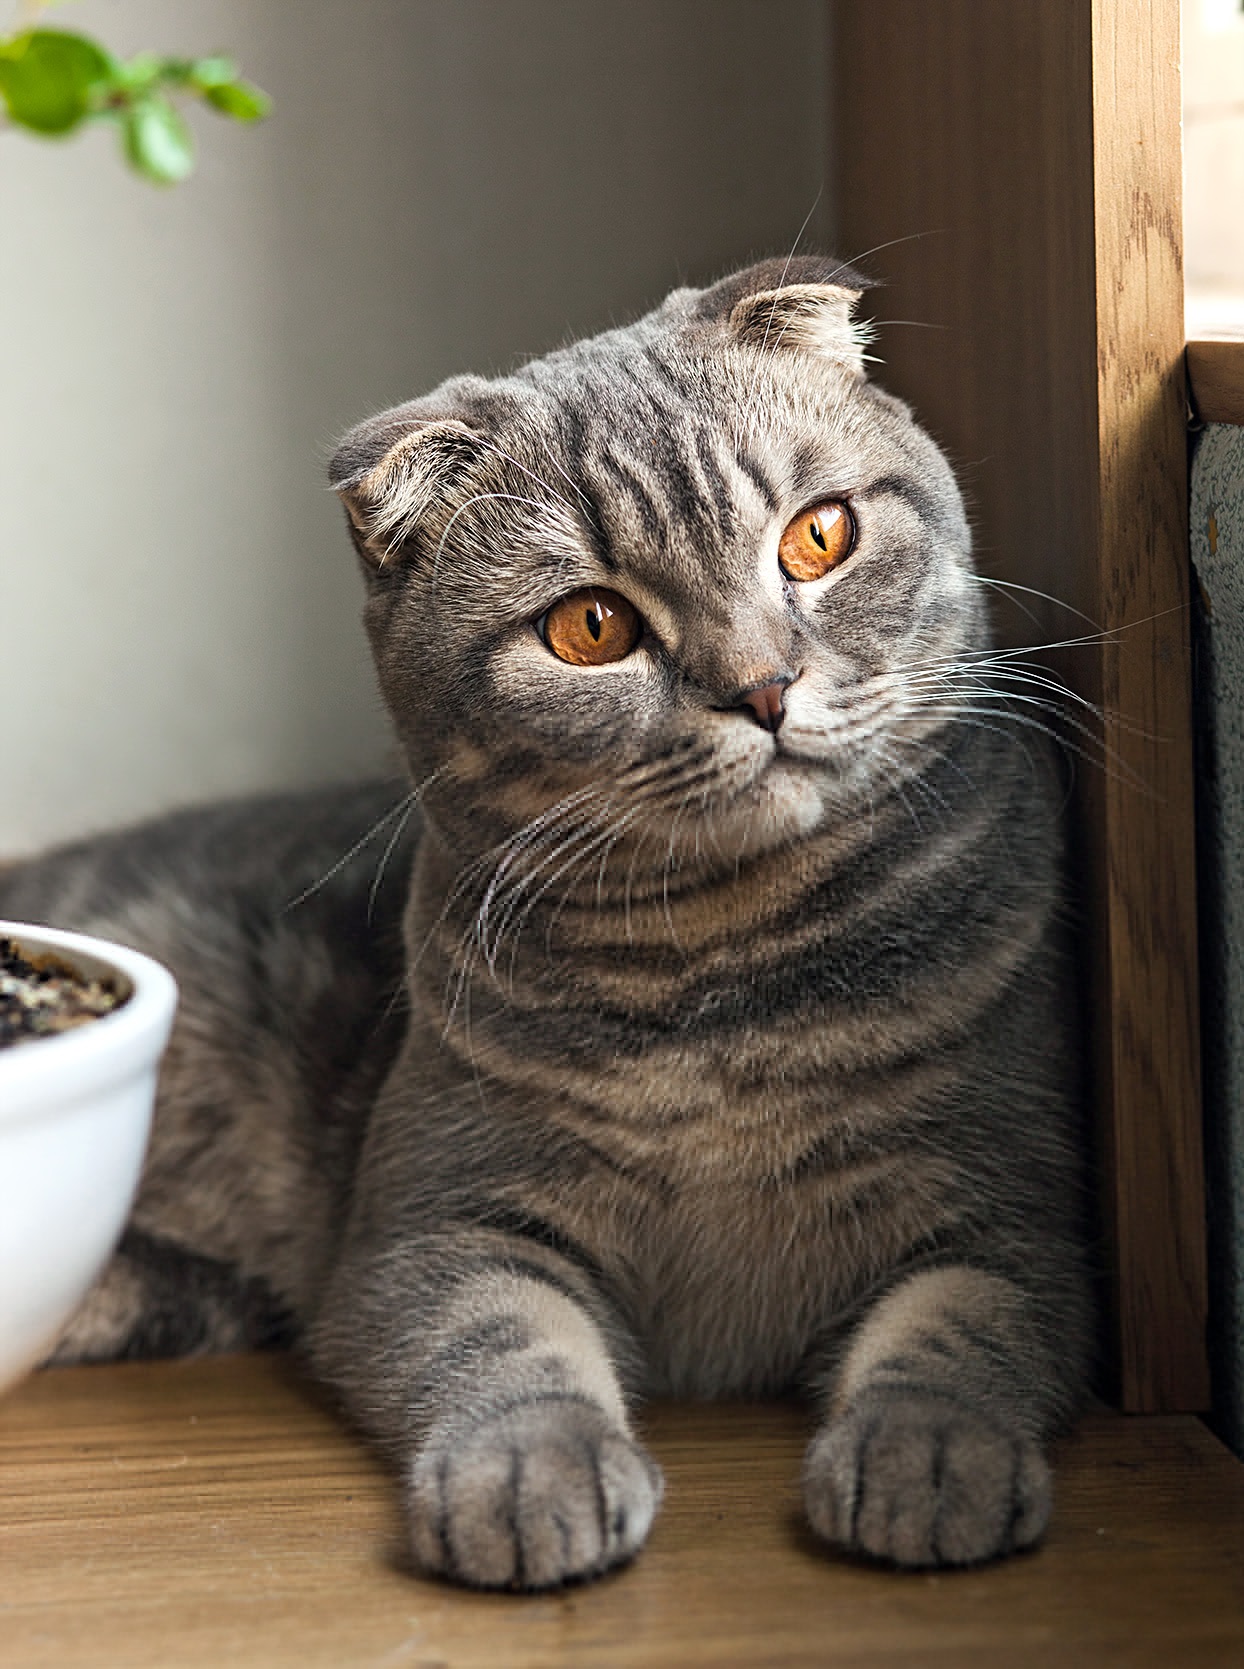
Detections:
[1, 256, 1092, 1588]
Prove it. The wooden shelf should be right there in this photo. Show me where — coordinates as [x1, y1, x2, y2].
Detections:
[2, 1355, 1242, 1667]
[1188, 340, 1244, 427]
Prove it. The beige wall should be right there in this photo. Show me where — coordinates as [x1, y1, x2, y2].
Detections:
[1, 0, 829, 856]
[1184, 0, 1244, 333]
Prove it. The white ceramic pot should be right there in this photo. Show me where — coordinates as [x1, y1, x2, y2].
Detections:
[0, 922, 177, 1393]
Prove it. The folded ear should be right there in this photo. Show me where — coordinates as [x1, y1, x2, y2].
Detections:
[693, 255, 876, 376]
[330, 415, 481, 568]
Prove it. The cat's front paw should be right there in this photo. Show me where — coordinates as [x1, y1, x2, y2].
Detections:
[408, 1396, 663, 1590]
[803, 1391, 1050, 1567]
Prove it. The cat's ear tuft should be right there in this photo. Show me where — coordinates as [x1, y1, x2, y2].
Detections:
[693, 256, 876, 377]
[330, 417, 481, 569]
[727, 283, 872, 376]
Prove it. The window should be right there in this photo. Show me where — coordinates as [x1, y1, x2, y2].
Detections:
[1185, 0, 1244, 337]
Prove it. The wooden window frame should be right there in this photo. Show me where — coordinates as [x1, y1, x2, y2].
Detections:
[834, 0, 1208, 1411]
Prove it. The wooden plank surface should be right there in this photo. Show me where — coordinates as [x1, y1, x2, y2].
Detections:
[1188, 340, 1244, 427]
[1, 1356, 1242, 1669]
[833, 0, 1208, 1411]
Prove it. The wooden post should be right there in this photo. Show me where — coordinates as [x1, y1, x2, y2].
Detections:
[833, 0, 1208, 1410]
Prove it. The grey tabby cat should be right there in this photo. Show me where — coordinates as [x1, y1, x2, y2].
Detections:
[2, 256, 1092, 1588]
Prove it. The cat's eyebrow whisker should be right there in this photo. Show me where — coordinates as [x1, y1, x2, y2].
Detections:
[426, 491, 567, 586]
[532, 432, 596, 515]
[833, 228, 942, 278]
[470, 436, 578, 518]
[741, 231, 948, 421]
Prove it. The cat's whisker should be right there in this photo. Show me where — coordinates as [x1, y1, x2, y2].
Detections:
[867, 740, 927, 837]
[468, 795, 608, 978]
[868, 318, 950, 330]
[475, 787, 603, 927]
[897, 695, 1152, 795]
[410, 786, 604, 1014]
[892, 658, 1150, 747]
[281, 776, 441, 913]
[366, 796, 421, 926]
[965, 574, 1104, 632]
[485, 806, 620, 970]
[529, 808, 648, 980]
[622, 810, 666, 942]
[899, 661, 1162, 755]
[490, 804, 641, 983]
[893, 600, 1188, 678]
[448, 783, 622, 988]
[657, 786, 707, 950]
[617, 735, 708, 774]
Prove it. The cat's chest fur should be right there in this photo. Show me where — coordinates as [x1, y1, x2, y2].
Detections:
[610, 1156, 955, 1396]
[398, 839, 973, 1398]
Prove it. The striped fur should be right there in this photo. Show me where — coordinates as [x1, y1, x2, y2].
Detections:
[2, 258, 1092, 1587]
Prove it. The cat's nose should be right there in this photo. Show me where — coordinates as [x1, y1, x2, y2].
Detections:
[735, 678, 790, 733]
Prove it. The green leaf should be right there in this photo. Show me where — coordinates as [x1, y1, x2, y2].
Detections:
[202, 78, 270, 122]
[122, 95, 195, 184]
[110, 52, 164, 95]
[187, 56, 237, 91]
[0, 28, 117, 135]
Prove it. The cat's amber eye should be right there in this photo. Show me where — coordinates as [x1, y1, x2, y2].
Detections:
[778, 499, 855, 582]
[541, 587, 642, 666]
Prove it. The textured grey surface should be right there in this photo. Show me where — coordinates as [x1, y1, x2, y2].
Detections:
[1191, 422, 1244, 1454]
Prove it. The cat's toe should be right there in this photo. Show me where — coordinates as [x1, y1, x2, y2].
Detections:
[408, 1396, 663, 1589]
[803, 1391, 1050, 1567]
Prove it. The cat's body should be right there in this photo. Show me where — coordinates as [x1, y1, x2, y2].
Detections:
[2, 257, 1092, 1586]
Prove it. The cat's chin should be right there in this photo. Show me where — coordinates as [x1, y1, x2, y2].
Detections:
[690, 757, 840, 863]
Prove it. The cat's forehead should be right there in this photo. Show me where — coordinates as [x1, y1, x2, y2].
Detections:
[519, 320, 867, 462]
[524, 318, 874, 487]
[499, 330, 893, 584]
